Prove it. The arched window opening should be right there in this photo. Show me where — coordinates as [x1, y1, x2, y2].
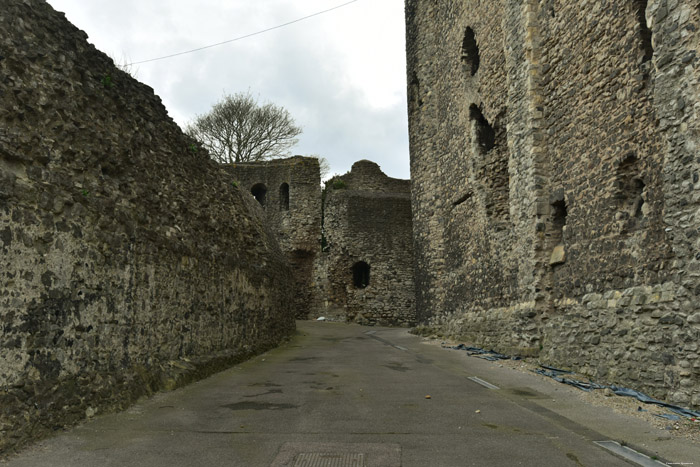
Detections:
[279, 183, 290, 211]
[251, 183, 267, 207]
[469, 104, 495, 152]
[461, 27, 480, 76]
[633, 0, 653, 63]
[352, 261, 370, 289]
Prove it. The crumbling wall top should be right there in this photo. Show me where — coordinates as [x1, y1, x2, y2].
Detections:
[336, 160, 410, 194]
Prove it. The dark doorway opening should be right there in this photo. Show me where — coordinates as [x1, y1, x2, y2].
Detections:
[352, 261, 370, 289]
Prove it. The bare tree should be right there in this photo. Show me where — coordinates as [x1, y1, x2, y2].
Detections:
[185, 92, 302, 164]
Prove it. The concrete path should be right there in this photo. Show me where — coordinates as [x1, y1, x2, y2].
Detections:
[3, 321, 699, 466]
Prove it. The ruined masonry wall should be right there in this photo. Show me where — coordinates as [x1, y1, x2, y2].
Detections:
[225, 157, 322, 319]
[0, 0, 294, 453]
[406, 0, 700, 408]
[314, 161, 416, 326]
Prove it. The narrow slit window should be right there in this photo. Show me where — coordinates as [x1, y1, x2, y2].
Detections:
[551, 198, 567, 245]
[549, 193, 568, 266]
[453, 191, 472, 206]
[632, 179, 645, 218]
[409, 73, 423, 111]
[615, 153, 646, 227]
[634, 0, 653, 63]
[461, 27, 480, 76]
[279, 183, 290, 211]
[469, 104, 495, 152]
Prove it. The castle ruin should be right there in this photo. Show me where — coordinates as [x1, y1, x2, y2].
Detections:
[406, 0, 700, 408]
[313, 160, 415, 326]
[224, 157, 322, 319]
[2, 0, 700, 455]
[229, 158, 416, 327]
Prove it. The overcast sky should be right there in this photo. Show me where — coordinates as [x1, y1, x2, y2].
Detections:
[44, 0, 410, 180]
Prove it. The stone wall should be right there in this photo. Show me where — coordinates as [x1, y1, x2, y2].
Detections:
[0, 0, 294, 453]
[312, 161, 415, 326]
[406, 0, 700, 408]
[225, 157, 322, 319]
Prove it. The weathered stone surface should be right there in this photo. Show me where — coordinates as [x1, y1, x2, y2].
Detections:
[0, 0, 294, 454]
[549, 245, 565, 266]
[227, 159, 415, 326]
[312, 161, 416, 326]
[226, 157, 322, 319]
[406, 0, 700, 408]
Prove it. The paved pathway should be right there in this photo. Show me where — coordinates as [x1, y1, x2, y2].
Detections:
[4, 321, 699, 466]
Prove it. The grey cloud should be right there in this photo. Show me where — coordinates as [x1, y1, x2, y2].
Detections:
[47, 0, 410, 180]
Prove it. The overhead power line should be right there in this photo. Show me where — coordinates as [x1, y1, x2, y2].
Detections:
[128, 0, 360, 66]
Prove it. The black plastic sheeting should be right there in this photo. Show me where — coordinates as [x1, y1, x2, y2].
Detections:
[444, 344, 700, 420]
[534, 365, 700, 420]
[446, 344, 520, 361]
[655, 413, 682, 421]
[608, 385, 700, 419]
[533, 367, 607, 391]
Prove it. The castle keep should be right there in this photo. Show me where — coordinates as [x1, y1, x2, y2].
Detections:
[405, 1, 700, 407]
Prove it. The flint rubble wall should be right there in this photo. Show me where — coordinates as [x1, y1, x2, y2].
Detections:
[0, 0, 295, 452]
[314, 161, 416, 326]
[406, 0, 700, 407]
